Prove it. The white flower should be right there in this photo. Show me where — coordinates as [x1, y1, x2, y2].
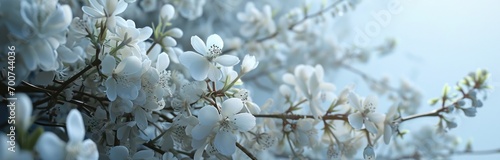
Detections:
[282, 64, 336, 117]
[82, 0, 128, 32]
[191, 98, 256, 156]
[241, 54, 259, 74]
[101, 55, 143, 101]
[36, 109, 98, 160]
[289, 118, 318, 147]
[347, 93, 384, 134]
[234, 89, 261, 114]
[179, 34, 240, 81]
[237, 2, 276, 37]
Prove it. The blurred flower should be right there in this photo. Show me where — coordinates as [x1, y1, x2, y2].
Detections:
[36, 109, 98, 160]
[171, 0, 206, 20]
[237, 2, 276, 37]
[363, 145, 375, 160]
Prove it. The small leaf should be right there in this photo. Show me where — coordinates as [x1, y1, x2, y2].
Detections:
[26, 127, 44, 150]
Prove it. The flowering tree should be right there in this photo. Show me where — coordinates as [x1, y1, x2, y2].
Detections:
[0, 0, 496, 159]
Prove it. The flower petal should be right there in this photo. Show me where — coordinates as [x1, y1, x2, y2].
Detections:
[214, 130, 236, 156]
[348, 92, 362, 111]
[179, 51, 209, 81]
[367, 113, 385, 123]
[109, 146, 129, 160]
[78, 139, 99, 160]
[82, 6, 104, 18]
[233, 113, 256, 132]
[105, 78, 117, 101]
[115, 56, 142, 76]
[347, 112, 363, 130]
[15, 93, 32, 131]
[198, 106, 220, 126]
[365, 121, 378, 134]
[191, 36, 207, 55]
[191, 124, 213, 140]
[67, 109, 85, 142]
[36, 132, 65, 160]
[207, 64, 222, 81]
[206, 34, 224, 50]
[221, 98, 243, 117]
[383, 124, 392, 144]
[214, 55, 240, 66]
[101, 55, 116, 75]
[156, 52, 170, 72]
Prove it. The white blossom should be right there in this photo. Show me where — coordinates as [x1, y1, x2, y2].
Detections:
[35, 109, 98, 160]
[191, 98, 256, 156]
[82, 0, 128, 32]
[347, 93, 385, 134]
[179, 34, 240, 81]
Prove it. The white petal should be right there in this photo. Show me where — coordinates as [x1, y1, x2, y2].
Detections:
[67, 109, 85, 142]
[367, 113, 385, 123]
[214, 55, 240, 66]
[134, 108, 148, 130]
[115, 56, 142, 76]
[191, 124, 213, 140]
[233, 113, 256, 132]
[179, 51, 204, 67]
[191, 36, 207, 55]
[82, 6, 104, 18]
[348, 112, 364, 130]
[109, 146, 129, 160]
[101, 55, 116, 75]
[365, 121, 378, 134]
[221, 98, 243, 117]
[15, 93, 32, 131]
[156, 52, 170, 72]
[105, 78, 117, 101]
[348, 92, 362, 111]
[214, 130, 236, 156]
[198, 106, 220, 126]
[206, 34, 224, 50]
[114, 0, 128, 15]
[383, 124, 392, 144]
[207, 64, 222, 81]
[36, 132, 65, 160]
[78, 139, 99, 160]
[162, 36, 177, 47]
[179, 51, 209, 81]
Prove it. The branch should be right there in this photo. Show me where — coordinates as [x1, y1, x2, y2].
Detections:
[236, 142, 257, 160]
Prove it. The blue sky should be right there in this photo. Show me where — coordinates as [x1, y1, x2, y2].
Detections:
[339, 0, 500, 159]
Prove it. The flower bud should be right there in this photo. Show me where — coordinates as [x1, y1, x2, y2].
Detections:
[167, 28, 183, 38]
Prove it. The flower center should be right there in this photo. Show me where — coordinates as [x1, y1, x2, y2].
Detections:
[207, 44, 222, 61]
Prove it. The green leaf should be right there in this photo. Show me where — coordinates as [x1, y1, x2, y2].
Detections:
[428, 98, 440, 106]
[25, 127, 44, 151]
